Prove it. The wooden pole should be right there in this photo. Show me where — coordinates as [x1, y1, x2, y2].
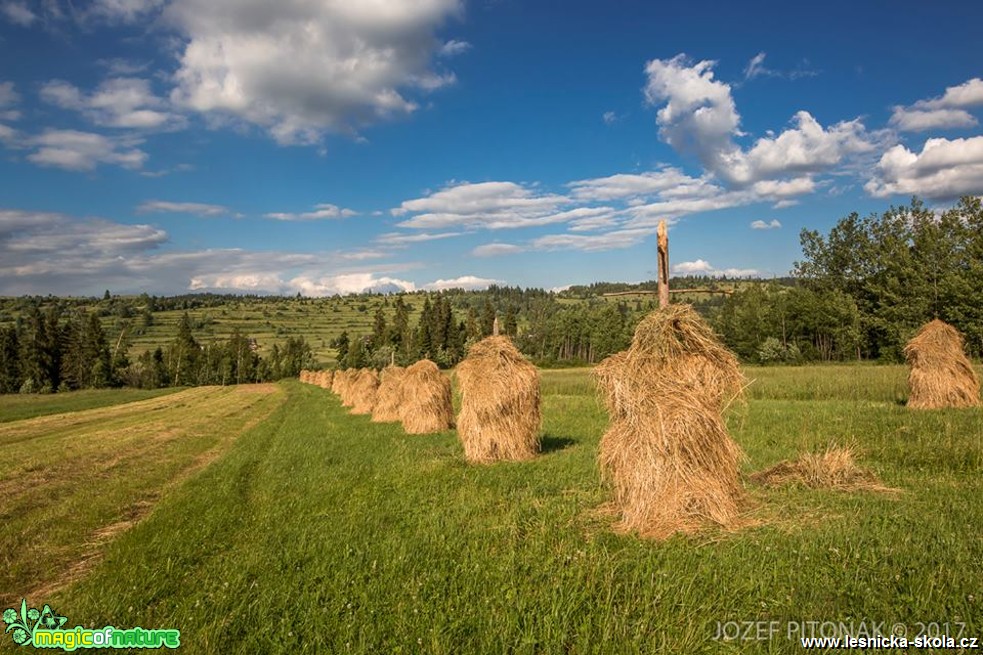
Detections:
[657, 220, 669, 308]
[492, 316, 500, 336]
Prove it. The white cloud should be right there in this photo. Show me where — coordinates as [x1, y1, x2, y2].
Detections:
[27, 129, 147, 171]
[424, 275, 499, 291]
[40, 78, 184, 130]
[743, 52, 771, 80]
[672, 259, 759, 277]
[889, 108, 977, 133]
[166, 0, 464, 145]
[1, 1, 36, 25]
[285, 273, 418, 296]
[375, 231, 461, 245]
[568, 167, 717, 201]
[137, 200, 236, 217]
[439, 39, 471, 56]
[471, 242, 525, 257]
[264, 204, 357, 221]
[602, 110, 618, 125]
[394, 181, 570, 230]
[0, 81, 20, 121]
[865, 136, 983, 199]
[643, 54, 877, 187]
[890, 78, 983, 132]
[87, 0, 165, 23]
[750, 219, 781, 230]
[531, 227, 658, 252]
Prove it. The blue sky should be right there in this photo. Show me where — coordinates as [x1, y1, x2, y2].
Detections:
[1, 0, 982, 296]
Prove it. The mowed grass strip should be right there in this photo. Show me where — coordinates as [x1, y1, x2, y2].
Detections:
[29, 370, 982, 654]
[0, 387, 181, 423]
[0, 384, 285, 607]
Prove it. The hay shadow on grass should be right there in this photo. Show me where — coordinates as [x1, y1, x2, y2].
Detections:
[539, 434, 577, 454]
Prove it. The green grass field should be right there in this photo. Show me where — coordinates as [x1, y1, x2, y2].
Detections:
[2, 366, 981, 653]
[0, 387, 181, 423]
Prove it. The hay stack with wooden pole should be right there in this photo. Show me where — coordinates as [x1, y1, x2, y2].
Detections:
[904, 319, 980, 409]
[331, 369, 346, 396]
[455, 336, 540, 463]
[372, 365, 407, 423]
[400, 359, 454, 434]
[350, 368, 380, 415]
[300, 369, 311, 384]
[593, 303, 746, 539]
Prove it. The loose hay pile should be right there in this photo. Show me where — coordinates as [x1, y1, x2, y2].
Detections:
[455, 336, 540, 463]
[400, 359, 454, 434]
[593, 303, 746, 539]
[372, 366, 407, 423]
[904, 319, 980, 409]
[750, 446, 893, 492]
[349, 368, 380, 415]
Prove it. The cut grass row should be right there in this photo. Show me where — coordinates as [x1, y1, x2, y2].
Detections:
[0, 387, 181, 423]
[2, 366, 978, 653]
[0, 385, 285, 610]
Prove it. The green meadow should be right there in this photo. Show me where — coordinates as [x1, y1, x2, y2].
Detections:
[1, 366, 981, 653]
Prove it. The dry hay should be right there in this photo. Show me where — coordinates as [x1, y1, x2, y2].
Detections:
[349, 368, 380, 415]
[400, 359, 454, 434]
[372, 365, 407, 423]
[750, 446, 894, 492]
[299, 369, 312, 384]
[904, 319, 980, 409]
[336, 369, 359, 406]
[331, 369, 347, 396]
[316, 369, 334, 389]
[455, 336, 540, 463]
[593, 303, 747, 540]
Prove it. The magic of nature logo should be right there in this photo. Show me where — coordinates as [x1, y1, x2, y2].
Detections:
[3, 599, 180, 650]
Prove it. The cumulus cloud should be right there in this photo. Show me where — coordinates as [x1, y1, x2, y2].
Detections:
[568, 167, 718, 202]
[264, 204, 357, 221]
[1, 206, 495, 296]
[643, 54, 877, 187]
[1, 0, 36, 25]
[602, 110, 618, 125]
[750, 219, 781, 230]
[890, 78, 983, 132]
[672, 259, 759, 277]
[424, 275, 499, 291]
[26, 129, 147, 171]
[393, 181, 570, 230]
[166, 0, 464, 145]
[865, 136, 983, 199]
[40, 77, 184, 130]
[137, 200, 237, 217]
[531, 227, 659, 252]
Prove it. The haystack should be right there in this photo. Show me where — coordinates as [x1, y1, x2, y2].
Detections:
[349, 368, 380, 415]
[331, 369, 346, 396]
[593, 303, 746, 539]
[338, 369, 360, 406]
[455, 336, 540, 463]
[400, 359, 454, 434]
[904, 319, 980, 409]
[300, 369, 311, 384]
[750, 446, 894, 492]
[317, 369, 334, 389]
[372, 365, 407, 422]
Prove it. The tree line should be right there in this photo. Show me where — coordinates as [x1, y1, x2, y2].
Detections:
[0, 309, 314, 393]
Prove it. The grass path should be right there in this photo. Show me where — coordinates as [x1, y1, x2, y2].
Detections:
[5, 373, 976, 654]
[0, 384, 285, 608]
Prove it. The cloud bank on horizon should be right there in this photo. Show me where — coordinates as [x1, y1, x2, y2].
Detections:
[0, 1, 981, 296]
